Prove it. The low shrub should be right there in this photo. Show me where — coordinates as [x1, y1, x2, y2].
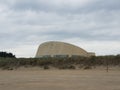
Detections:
[84, 66, 92, 70]
[58, 65, 75, 69]
[43, 66, 49, 69]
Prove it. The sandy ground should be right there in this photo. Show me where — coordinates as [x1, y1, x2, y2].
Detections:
[0, 69, 120, 90]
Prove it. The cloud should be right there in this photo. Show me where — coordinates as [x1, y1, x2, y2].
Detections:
[0, 0, 120, 57]
[6, 0, 119, 14]
[10, 0, 94, 11]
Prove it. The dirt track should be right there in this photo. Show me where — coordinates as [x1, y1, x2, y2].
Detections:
[0, 69, 120, 90]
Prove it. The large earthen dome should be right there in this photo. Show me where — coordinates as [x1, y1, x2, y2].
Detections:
[35, 41, 95, 58]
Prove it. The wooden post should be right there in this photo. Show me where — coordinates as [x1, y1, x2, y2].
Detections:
[106, 59, 109, 72]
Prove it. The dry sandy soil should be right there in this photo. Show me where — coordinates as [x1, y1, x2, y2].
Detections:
[0, 69, 120, 90]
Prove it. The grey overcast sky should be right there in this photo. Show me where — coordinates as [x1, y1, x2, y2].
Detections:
[0, 0, 120, 57]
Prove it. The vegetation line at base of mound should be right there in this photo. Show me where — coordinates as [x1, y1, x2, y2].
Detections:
[0, 55, 120, 70]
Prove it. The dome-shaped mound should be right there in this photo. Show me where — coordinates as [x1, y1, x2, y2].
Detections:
[35, 41, 95, 58]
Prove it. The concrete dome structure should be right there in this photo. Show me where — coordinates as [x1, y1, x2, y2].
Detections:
[35, 41, 95, 58]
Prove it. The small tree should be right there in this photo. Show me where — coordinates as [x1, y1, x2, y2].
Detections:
[0, 51, 16, 58]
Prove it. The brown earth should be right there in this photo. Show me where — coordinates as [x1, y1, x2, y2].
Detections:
[0, 69, 120, 90]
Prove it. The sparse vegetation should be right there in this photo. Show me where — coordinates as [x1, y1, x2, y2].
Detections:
[0, 55, 120, 70]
